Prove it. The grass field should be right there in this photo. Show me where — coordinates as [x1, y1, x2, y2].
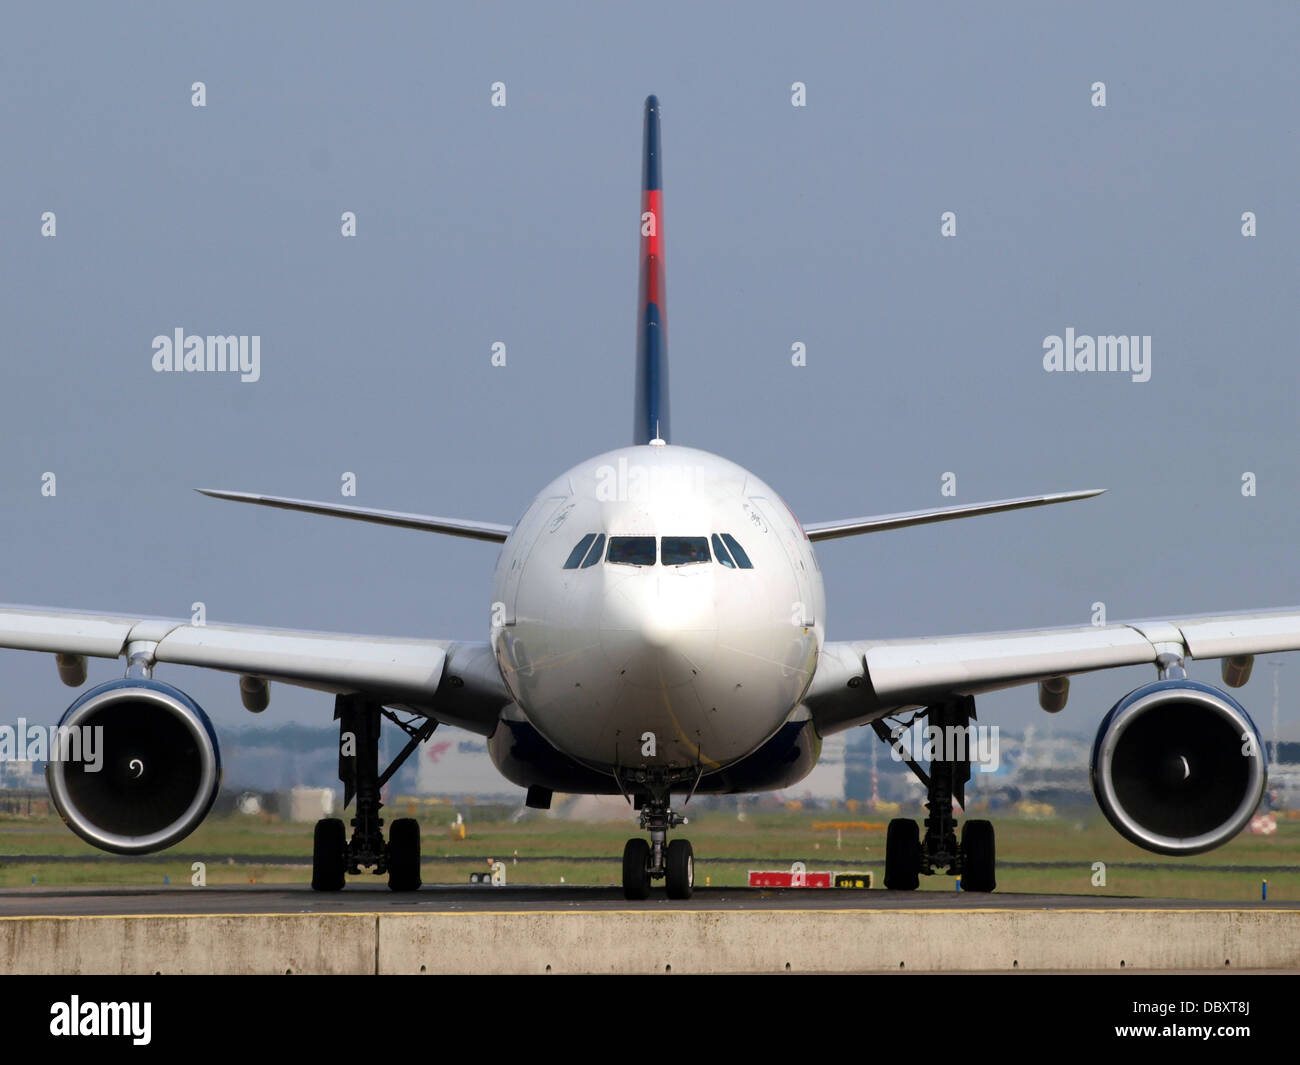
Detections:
[2, 802, 1297, 899]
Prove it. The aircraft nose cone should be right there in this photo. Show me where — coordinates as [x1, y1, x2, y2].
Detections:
[600, 570, 718, 689]
[639, 612, 676, 649]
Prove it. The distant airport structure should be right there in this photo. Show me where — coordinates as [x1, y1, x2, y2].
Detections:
[415, 728, 517, 799]
[779, 734, 846, 802]
[0, 760, 40, 790]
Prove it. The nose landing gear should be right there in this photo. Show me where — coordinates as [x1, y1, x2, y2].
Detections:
[621, 793, 694, 899]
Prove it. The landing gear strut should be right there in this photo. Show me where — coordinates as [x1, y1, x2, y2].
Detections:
[875, 695, 997, 893]
[311, 693, 436, 893]
[620, 787, 694, 900]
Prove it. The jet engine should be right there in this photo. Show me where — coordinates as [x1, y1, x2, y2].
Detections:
[1090, 679, 1266, 855]
[45, 679, 221, 854]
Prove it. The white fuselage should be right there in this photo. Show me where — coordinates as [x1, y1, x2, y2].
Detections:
[490, 443, 826, 777]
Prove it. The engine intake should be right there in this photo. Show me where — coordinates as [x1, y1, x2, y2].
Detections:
[45, 679, 221, 854]
[1091, 679, 1266, 855]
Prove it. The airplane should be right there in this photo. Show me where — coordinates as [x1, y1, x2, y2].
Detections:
[5, 95, 1295, 899]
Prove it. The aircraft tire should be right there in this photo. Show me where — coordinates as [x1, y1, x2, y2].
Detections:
[960, 819, 996, 893]
[387, 817, 422, 892]
[622, 838, 651, 900]
[665, 838, 694, 899]
[311, 817, 347, 892]
[884, 818, 921, 891]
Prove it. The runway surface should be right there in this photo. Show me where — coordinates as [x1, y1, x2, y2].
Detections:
[2, 884, 1297, 917]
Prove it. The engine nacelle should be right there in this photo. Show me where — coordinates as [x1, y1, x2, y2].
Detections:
[1091, 679, 1266, 855]
[45, 679, 221, 855]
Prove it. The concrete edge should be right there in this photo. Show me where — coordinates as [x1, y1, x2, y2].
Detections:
[3, 909, 1299, 974]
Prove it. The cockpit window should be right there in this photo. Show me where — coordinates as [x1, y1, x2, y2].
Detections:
[563, 533, 597, 569]
[573, 534, 749, 568]
[662, 536, 710, 565]
[607, 536, 656, 566]
[580, 533, 605, 568]
[712, 534, 736, 569]
[720, 533, 754, 569]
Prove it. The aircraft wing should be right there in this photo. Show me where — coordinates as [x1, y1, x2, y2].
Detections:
[0, 604, 509, 735]
[196, 490, 513, 544]
[802, 489, 1104, 542]
[804, 607, 1300, 735]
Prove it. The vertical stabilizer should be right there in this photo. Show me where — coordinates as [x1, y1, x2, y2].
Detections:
[634, 95, 669, 444]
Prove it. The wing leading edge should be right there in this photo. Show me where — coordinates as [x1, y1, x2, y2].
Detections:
[196, 489, 512, 543]
[0, 604, 509, 736]
[805, 607, 1300, 735]
[802, 489, 1104, 542]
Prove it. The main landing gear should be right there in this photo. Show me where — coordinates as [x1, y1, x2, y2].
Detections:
[621, 790, 695, 900]
[875, 695, 997, 893]
[311, 693, 437, 893]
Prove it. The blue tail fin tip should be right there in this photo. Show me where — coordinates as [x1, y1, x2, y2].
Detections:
[642, 96, 661, 191]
